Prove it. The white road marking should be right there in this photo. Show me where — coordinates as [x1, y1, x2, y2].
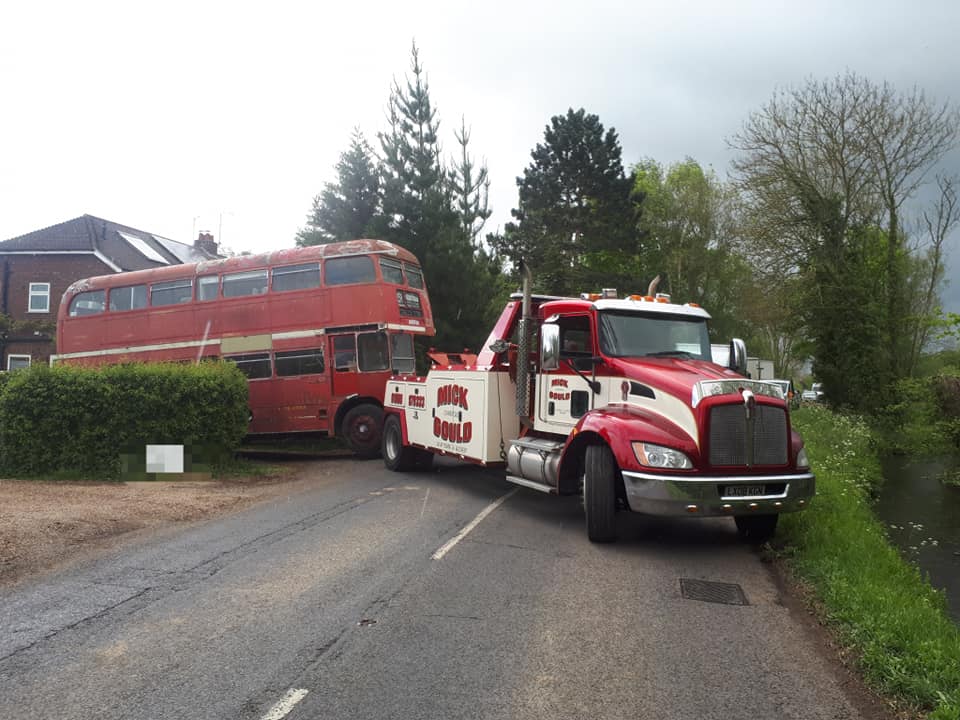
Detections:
[431, 489, 518, 560]
[260, 688, 309, 720]
[419, 488, 431, 519]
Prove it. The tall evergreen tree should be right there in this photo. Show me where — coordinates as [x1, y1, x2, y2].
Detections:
[494, 108, 635, 295]
[296, 129, 380, 246]
[377, 43, 500, 353]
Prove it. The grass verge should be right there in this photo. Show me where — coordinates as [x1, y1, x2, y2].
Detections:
[780, 406, 960, 719]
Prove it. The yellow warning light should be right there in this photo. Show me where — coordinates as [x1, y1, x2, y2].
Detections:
[580, 292, 602, 301]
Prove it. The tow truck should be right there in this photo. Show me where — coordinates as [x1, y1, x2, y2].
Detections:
[381, 267, 814, 543]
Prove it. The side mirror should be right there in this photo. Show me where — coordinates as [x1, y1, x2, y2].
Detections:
[728, 338, 748, 376]
[540, 324, 560, 371]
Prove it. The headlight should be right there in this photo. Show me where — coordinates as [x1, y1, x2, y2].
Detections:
[796, 447, 810, 469]
[632, 442, 693, 469]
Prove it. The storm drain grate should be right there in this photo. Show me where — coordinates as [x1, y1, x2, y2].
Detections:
[680, 578, 749, 606]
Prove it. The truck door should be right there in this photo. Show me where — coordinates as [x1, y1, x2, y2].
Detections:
[536, 314, 594, 430]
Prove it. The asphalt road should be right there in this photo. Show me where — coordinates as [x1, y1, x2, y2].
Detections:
[0, 458, 867, 720]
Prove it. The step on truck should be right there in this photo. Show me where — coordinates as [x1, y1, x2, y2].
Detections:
[381, 266, 815, 543]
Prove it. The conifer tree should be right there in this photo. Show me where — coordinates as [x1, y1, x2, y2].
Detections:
[296, 129, 380, 246]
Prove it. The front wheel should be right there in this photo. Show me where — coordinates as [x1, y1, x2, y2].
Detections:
[382, 414, 416, 471]
[734, 514, 779, 544]
[584, 444, 618, 543]
[342, 403, 384, 459]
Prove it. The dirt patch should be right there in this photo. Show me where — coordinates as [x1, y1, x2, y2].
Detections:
[0, 465, 310, 587]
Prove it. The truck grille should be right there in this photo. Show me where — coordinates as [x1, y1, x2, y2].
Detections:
[708, 404, 788, 466]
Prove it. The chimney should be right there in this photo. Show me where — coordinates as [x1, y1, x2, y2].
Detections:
[194, 231, 218, 257]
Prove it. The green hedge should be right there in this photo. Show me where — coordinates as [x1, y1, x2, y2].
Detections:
[0, 362, 248, 479]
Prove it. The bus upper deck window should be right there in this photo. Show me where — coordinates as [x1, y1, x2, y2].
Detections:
[151, 279, 193, 306]
[272, 262, 320, 292]
[223, 270, 268, 298]
[198, 275, 219, 301]
[109, 285, 147, 312]
[379, 258, 404, 284]
[325, 256, 375, 285]
[69, 290, 106, 317]
[403, 263, 424, 289]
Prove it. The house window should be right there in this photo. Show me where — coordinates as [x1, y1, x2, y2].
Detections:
[28, 283, 50, 313]
[7, 354, 31, 371]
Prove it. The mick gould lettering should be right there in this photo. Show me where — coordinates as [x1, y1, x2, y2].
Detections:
[434, 383, 472, 444]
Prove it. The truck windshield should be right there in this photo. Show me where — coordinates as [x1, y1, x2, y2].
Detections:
[598, 311, 712, 360]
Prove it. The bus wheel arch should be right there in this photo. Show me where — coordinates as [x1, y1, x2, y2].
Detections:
[336, 398, 384, 458]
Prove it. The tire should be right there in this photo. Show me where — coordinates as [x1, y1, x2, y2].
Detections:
[342, 403, 384, 459]
[584, 444, 618, 543]
[734, 514, 779, 544]
[382, 414, 416, 471]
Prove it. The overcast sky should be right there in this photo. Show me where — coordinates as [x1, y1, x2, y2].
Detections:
[1, 0, 958, 304]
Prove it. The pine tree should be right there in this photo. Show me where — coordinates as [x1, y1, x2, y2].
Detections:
[296, 129, 380, 246]
[377, 43, 500, 353]
[495, 109, 635, 295]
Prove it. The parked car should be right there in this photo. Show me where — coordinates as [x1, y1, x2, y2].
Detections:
[801, 383, 824, 402]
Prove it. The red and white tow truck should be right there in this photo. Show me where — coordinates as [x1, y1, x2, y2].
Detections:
[381, 268, 815, 543]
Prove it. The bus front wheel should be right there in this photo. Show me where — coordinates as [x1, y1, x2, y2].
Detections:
[342, 404, 384, 459]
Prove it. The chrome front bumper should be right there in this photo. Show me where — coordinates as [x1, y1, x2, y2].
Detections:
[620, 470, 815, 516]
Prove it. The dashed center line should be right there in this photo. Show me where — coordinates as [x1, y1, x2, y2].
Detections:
[260, 688, 309, 720]
[431, 489, 518, 560]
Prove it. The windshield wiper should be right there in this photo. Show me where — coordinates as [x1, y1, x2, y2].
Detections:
[644, 350, 695, 358]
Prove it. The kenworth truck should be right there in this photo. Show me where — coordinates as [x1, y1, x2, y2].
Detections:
[381, 268, 815, 543]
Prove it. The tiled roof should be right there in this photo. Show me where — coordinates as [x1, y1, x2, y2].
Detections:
[0, 215, 221, 270]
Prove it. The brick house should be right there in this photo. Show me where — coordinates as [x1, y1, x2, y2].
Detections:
[0, 215, 221, 369]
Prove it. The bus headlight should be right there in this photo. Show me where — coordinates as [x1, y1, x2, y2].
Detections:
[632, 442, 693, 469]
[796, 447, 810, 469]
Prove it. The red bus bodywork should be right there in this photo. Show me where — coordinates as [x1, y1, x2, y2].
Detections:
[54, 239, 434, 455]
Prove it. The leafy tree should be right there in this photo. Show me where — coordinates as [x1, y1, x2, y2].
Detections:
[296, 129, 381, 246]
[494, 108, 636, 296]
[730, 72, 959, 406]
[632, 158, 752, 341]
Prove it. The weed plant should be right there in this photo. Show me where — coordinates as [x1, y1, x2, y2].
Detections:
[782, 406, 960, 719]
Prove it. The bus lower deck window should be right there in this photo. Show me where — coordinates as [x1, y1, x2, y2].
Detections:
[358, 332, 389, 372]
[333, 335, 357, 371]
[226, 352, 272, 379]
[390, 333, 416, 374]
[275, 348, 325, 376]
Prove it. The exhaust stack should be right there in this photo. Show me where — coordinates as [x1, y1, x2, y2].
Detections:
[516, 261, 533, 424]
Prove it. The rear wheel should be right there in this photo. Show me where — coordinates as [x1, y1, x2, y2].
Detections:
[382, 414, 417, 471]
[342, 403, 383, 459]
[584, 444, 617, 543]
[734, 514, 779, 544]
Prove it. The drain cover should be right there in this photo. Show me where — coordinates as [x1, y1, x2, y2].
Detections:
[680, 578, 748, 606]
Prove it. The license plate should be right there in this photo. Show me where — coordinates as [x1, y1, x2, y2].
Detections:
[724, 484, 765, 497]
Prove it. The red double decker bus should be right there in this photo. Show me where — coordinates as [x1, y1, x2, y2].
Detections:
[54, 239, 434, 456]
